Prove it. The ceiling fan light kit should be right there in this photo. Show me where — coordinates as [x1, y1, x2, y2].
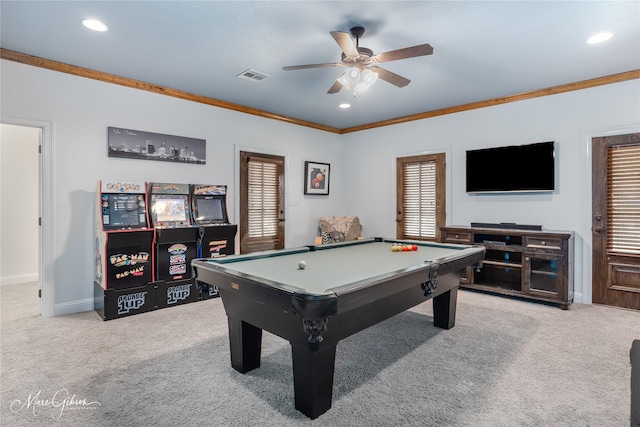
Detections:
[282, 25, 433, 97]
[337, 67, 379, 97]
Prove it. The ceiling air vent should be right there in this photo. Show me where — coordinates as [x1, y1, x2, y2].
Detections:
[237, 69, 270, 83]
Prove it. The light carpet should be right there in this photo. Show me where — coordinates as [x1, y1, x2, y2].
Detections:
[1, 282, 639, 426]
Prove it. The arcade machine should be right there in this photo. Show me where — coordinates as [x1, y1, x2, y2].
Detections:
[190, 184, 238, 299]
[94, 180, 156, 320]
[147, 182, 199, 308]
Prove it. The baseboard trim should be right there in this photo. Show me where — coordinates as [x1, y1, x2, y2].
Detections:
[0, 273, 38, 286]
[54, 297, 95, 317]
[573, 291, 584, 304]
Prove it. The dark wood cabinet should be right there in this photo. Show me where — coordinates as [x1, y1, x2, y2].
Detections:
[440, 226, 574, 309]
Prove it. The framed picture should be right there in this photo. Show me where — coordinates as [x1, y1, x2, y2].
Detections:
[304, 161, 330, 195]
[107, 126, 206, 164]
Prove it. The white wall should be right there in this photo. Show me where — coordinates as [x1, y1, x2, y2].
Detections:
[0, 124, 39, 285]
[2, 58, 639, 314]
[341, 80, 640, 303]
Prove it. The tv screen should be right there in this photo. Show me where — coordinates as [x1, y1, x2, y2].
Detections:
[151, 194, 190, 225]
[195, 197, 226, 223]
[466, 141, 555, 193]
[105, 193, 146, 228]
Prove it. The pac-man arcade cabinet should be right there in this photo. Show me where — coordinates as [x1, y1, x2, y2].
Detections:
[94, 181, 156, 320]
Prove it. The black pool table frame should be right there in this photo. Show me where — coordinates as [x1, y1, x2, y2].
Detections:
[193, 238, 485, 419]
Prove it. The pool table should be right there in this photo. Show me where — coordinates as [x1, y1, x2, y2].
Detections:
[192, 237, 485, 419]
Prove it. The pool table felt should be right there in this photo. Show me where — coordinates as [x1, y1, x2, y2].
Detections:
[209, 241, 469, 295]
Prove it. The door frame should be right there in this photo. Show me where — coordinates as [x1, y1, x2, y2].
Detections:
[583, 124, 640, 305]
[234, 144, 288, 250]
[393, 147, 452, 238]
[395, 152, 447, 241]
[1, 116, 55, 317]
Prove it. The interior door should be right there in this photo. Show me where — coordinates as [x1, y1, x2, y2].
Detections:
[396, 153, 446, 242]
[592, 132, 640, 310]
[239, 151, 285, 254]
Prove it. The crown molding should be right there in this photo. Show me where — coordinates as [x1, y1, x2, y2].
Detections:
[2, 48, 638, 135]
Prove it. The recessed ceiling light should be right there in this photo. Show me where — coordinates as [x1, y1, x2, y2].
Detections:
[339, 103, 351, 109]
[82, 18, 108, 32]
[587, 32, 613, 44]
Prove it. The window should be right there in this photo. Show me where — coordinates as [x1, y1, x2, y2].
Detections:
[607, 144, 640, 255]
[239, 151, 285, 253]
[396, 153, 446, 241]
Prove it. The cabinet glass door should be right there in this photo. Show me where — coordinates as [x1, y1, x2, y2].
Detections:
[474, 249, 523, 291]
[527, 255, 562, 294]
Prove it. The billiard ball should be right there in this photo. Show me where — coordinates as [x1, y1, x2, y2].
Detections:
[412, 245, 418, 251]
[298, 260, 307, 270]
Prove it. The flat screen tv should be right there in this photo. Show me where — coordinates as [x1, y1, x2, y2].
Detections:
[194, 196, 228, 224]
[150, 194, 191, 226]
[466, 141, 555, 193]
[104, 193, 147, 229]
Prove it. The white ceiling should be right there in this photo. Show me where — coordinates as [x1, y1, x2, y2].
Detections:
[1, 1, 639, 130]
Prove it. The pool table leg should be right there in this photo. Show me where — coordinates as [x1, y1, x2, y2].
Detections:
[291, 343, 337, 419]
[433, 288, 458, 330]
[228, 317, 262, 373]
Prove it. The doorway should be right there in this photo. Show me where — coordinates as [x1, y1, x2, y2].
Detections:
[0, 123, 41, 315]
[592, 132, 640, 310]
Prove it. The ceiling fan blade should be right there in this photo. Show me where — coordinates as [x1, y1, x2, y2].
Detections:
[282, 62, 343, 71]
[372, 43, 434, 63]
[370, 66, 411, 88]
[330, 31, 359, 58]
[327, 77, 344, 94]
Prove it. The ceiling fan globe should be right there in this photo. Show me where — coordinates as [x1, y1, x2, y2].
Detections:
[338, 68, 360, 85]
[338, 67, 379, 96]
[359, 68, 378, 88]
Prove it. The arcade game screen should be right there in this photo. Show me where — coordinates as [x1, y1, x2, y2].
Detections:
[195, 197, 225, 222]
[106, 194, 146, 228]
[152, 195, 189, 223]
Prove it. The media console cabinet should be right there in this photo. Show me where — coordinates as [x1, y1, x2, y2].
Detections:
[440, 225, 574, 309]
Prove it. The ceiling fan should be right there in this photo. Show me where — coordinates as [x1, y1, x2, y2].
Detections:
[282, 26, 433, 96]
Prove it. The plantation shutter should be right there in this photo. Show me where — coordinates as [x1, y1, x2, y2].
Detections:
[404, 161, 437, 238]
[240, 152, 284, 253]
[607, 144, 640, 255]
[396, 153, 445, 241]
[248, 159, 278, 238]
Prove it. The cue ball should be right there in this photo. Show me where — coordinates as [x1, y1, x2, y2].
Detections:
[298, 260, 307, 270]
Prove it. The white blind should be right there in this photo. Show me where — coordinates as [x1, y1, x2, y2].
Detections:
[607, 144, 640, 255]
[248, 159, 279, 238]
[403, 161, 437, 238]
